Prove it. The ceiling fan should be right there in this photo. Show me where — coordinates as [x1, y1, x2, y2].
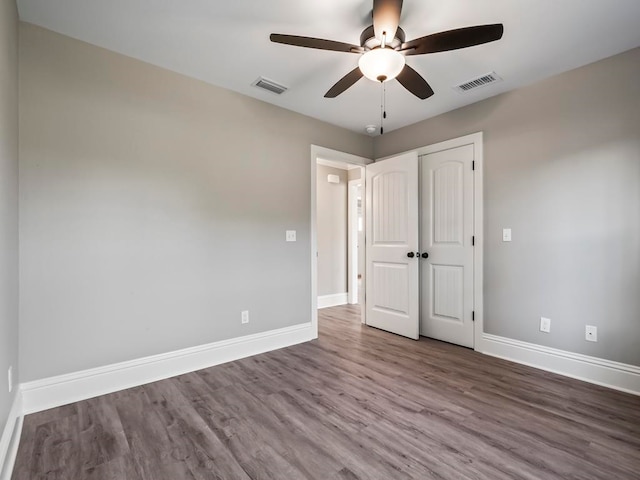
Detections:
[270, 0, 504, 100]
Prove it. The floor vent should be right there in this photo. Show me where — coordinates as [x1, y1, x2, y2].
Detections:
[252, 77, 288, 95]
[454, 72, 502, 93]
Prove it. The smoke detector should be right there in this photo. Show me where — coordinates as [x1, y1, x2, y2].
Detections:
[365, 125, 377, 135]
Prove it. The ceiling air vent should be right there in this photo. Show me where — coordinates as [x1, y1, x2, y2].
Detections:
[252, 77, 288, 95]
[454, 72, 502, 93]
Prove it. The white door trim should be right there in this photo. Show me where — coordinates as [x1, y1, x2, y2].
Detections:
[347, 179, 362, 305]
[311, 145, 371, 338]
[376, 132, 484, 351]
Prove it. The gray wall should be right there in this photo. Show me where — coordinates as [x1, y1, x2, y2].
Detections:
[19, 23, 372, 382]
[0, 0, 19, 435]
[316, 165, 348, 297]
[375, 47, 640, 366]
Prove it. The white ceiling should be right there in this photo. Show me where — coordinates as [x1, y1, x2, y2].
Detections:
[17, 0, 640, 135]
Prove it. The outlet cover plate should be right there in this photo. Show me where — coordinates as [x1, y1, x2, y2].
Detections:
[586, 325, 598, 342]
[241, 310, 249, 324]
[286, 230, 297, 242]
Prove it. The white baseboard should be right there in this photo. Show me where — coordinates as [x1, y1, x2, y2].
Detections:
[0, 390, 23, 480]
[21, 322, 314, 415]
[481, 333, 640, 396]
[318, 293, 348, 309]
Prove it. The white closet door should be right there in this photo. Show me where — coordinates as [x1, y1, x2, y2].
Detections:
[420, 144, 475, 347]
[365, 152, 419, 339]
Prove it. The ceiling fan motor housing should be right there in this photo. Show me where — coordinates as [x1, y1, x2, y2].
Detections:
[360, 25, 405, 50]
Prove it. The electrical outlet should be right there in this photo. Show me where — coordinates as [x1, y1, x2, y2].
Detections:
[7, 365, 12, 393]
[540, 317, 551, 333]
[586, 325, 598, 342]
[241, 310, 249, 324]
[502, 228, 512, 242]
[286, 230, 297, 242]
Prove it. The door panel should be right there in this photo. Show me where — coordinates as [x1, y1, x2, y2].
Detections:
[372, 262, 409, 314]
[432, 265, 464, 321]
[433, 162, 464, 244]
[371, 172, 409, 243]
[420, 144, 474, 347]
[366, 152, 419, 339]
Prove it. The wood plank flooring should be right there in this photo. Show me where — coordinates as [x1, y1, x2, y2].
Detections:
[11, 305, 640, 479]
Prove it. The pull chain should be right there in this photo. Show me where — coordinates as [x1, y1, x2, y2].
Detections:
[380, 81, 387, 135]
[380, 81, 383, 135]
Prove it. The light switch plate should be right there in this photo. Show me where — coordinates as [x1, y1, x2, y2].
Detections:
[540, 317, 551, 333]
[286, 230, 296, 242]
[502, 228, 512, 242]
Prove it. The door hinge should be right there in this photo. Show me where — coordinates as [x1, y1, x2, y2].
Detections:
[472, 236, 475, 246]
[472, 160, 475, 171]
[472, 311, 475, 322]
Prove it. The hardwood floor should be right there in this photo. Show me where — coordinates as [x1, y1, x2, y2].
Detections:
[11, 305, 640, 479]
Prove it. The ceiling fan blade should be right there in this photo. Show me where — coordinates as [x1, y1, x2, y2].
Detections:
[270, 34, 364, 53]
[400, 24, 504, 56]
[396, 65, 434, 99]
[372, 0, 403, 43]
[324, 68, 364, 98]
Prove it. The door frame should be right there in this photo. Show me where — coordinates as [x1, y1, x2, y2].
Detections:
[311, 145, 371, 339]
[376, 132, 484, 351]
[347, 179, 362, 306]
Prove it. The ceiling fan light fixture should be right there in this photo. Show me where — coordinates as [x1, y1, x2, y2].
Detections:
[358, 47, 405, 83]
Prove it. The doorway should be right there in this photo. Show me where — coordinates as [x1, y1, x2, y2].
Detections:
[316, 159, 364, 307]
[310, 146, 370, 338]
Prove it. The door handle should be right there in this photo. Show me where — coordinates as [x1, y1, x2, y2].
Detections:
[407, 252, 415, 258]
[421, 252, 429, 259]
